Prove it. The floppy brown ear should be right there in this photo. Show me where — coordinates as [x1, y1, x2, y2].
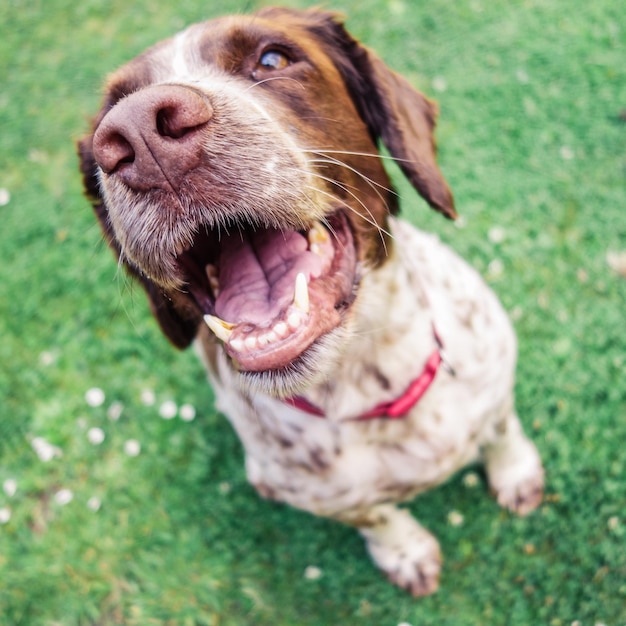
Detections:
[77, 131, 199, 349]
[306, 11, 456, 219]
[356, 54, 457, 219]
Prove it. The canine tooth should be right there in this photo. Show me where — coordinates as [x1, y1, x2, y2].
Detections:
[293, 272, 309, 314]
[308, 221, 329, 245]
[203, 315, 234, 343]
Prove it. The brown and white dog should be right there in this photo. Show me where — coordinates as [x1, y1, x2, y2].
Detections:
[79, 7, 544, 596]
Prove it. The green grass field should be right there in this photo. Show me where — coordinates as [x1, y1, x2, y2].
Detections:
[1, 0, 625, 624]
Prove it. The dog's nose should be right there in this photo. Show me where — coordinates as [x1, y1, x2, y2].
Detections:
[92, 84, 213, 192]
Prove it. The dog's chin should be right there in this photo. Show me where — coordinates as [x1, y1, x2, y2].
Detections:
[232, 326, 350, 398]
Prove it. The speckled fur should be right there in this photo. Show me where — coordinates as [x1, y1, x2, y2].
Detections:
[197, 218, 544, 596]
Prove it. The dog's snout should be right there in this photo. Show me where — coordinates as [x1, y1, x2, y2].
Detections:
[92, 84, 213, 191]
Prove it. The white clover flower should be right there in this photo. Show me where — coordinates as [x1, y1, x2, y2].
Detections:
[454, 215, 467, 229]
[124, 439, 141, 457]
[28, 149, 48, 163]
[304, 566, 323, 580]
[488, 226, 506, 244]
[159, 400, 178, 419]
[107, 402, 124, 421]
[3, 479, 17, 497]
[87, 497, 102, 512]
[607, 251, 626, 277]
[0, 507, 11, 524]
[55, 489, 74, 506]
[447, 510, 464, 527]
[140, 389, 156, 406]
[462, 472, 479, 488]
[85, 387, 105, 407]
[487, 258, 504, 278]
[31, 437, 62, 462]
[39, 351, 56, 366]
[432, 76, 447, 92]
[87, 427, 105, 445]
[179, 404, 196, 422]
[0, 188, 10, 206]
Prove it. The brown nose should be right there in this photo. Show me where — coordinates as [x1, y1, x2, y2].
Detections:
[92, 84, 213, 192]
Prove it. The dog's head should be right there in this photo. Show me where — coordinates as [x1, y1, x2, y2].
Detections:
[79, 7, 455, 394]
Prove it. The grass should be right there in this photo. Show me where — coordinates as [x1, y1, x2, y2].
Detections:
[0, 0, 625, 624]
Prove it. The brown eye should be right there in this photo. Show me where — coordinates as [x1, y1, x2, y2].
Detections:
[258, 49, 290, 71]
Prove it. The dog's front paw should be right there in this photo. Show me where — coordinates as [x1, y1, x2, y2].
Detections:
[492, 466, 544, 516]
[487, 437, 544, 516]
[367, 529, 442, 596]
[358, 506, 442, 596]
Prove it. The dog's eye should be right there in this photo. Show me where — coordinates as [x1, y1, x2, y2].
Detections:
[258, 49, 291, 71]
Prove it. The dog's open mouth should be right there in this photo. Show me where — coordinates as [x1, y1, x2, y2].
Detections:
[177, 212, 358, 372]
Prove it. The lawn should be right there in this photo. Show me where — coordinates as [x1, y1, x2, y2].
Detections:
[0, 0, 625, 624]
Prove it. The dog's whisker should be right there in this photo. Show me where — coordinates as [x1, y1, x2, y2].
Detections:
[308, 155, 398, 197]
[318, 186, 389, 257]
[242, 75, 306, 93]
[307, 154, 396, 219]
[298, 185, 343, 245]
[300, 148, 398, 226]
[306, 148, 412, 166]
[301, 172, 393, 253]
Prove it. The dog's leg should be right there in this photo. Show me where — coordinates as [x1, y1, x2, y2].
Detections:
[484, 409, 544, 516]
[343, 504, 442, 596]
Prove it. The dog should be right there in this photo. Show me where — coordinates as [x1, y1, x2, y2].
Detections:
[78, 7, 544, 596]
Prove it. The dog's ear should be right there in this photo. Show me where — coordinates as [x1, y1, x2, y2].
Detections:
[77, 131, 199, 349]
[353, 53, 457, 219]
[305, 11, 457, 219]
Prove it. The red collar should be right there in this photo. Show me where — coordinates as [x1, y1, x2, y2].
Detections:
[284, 330, 451, 421]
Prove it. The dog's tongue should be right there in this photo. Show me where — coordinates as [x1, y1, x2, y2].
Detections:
[215, 228, 323, 326]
